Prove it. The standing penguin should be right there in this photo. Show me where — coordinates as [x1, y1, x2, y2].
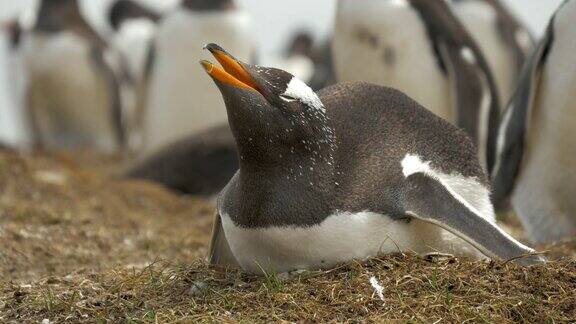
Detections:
[107, 0, 162, 153]
[333, 0, 500, 172]
[20, 0, 125, 152]
[108, 0, 160, 83]
[0, 19, 32, 149]
[138, 0, 252, 155]
[452, 0, 535, 109]
[200, 44, 543, 273]
[492, 0, 576, 244]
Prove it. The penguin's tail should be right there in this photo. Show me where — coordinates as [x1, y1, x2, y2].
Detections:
[401, 172, 545, 265]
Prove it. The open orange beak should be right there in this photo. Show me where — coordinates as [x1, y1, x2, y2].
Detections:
[200, 44, 260, 93]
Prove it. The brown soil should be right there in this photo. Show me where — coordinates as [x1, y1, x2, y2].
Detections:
[0, 148, 574, 322]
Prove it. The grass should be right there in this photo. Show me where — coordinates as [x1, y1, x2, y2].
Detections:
[2, 256, 575, 322]
[0, 148, 574, 322]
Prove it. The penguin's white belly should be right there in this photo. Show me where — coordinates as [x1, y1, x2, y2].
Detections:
[221, 212, 483, 274]
[0, 33, 32, 148]
[511, 18, 576, 242]
[454, 2, 518, 109]
[143, 11, 252, 154]
[22, 33, 117, 151]
[333, 0, 452, 122]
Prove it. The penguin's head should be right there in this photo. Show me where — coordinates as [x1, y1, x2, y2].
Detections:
[201, 43, 334, 166]
[183, 0, 236, 11]
[109, 0, 160, 31]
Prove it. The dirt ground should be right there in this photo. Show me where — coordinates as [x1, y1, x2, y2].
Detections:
[0, 148, 574, 322]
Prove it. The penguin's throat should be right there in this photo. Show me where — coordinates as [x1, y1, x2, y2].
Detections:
[237, 135, 337, 178]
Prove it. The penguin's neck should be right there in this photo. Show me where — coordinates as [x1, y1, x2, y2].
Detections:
[227, 129, 338, 227]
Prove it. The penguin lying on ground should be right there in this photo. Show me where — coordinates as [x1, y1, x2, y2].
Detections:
[452, 0, 535, 109]
[20, 0, 126, 152]
[199, 44, 543, 274]
[492, 0, 576, 244]
[125, 124, 238, 197]
[333, 0, 500, 173]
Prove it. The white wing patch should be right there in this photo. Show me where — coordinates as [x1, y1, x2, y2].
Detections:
[401, 154, 495, 222]
[282, 77, 325, 112]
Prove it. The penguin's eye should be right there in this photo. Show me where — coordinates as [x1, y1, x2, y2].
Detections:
[279, 94, 298, 103]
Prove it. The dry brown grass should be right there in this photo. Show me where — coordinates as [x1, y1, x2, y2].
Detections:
[0, 148, 574, 323]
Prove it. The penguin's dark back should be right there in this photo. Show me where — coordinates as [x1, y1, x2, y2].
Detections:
[320, 82, 488, 212]
[127, 125, 238, 196]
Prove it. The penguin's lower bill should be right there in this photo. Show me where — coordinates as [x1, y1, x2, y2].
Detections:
[200, 44, 259, 92]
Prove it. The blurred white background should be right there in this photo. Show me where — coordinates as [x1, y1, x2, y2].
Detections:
[0, 0, 566, 143]
[0, 0, 566, 58]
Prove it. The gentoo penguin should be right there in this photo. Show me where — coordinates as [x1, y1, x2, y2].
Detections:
[492, 0, 576, 244]
[200, 44, 543, 274]
[333, 0, 500, 172]
[20, 0, 125, 152]
[0, 19, 32, 148]
[452, 0, 535, 108]
[126, 124, 238, 196]
[108, 0, 160, 82]
[138, 0, 252, 155]
[107, 0, 161, 153]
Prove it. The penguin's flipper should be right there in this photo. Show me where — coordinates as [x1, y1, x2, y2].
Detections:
[402, 173, 545, 265]
[491, 23, 555, 207]
[91, 47, 127, 150]
[207, 212, 240, 268]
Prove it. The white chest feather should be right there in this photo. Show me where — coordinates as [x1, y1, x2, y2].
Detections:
[221, 211, 483, 274]
[333, 0, 452, 121]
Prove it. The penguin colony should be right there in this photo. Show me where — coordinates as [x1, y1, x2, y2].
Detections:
[1, 0, 574, 274]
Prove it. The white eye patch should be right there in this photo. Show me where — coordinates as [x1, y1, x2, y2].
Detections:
[281, 77, 325, 111]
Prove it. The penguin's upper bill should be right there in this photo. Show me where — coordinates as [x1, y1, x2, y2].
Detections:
[200, 43, 260, 93]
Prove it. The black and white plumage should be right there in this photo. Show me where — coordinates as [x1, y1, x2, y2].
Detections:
[452, 0, 535, 109]
[333, 0, 500, 173]
[107, 0, 162, 153]
[492, 0, 576, 244]
[108, 0, 160, 83]
[200, 44, 542, 274]
[19, 0, 125, 152]
[0, 19, 31, 148]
